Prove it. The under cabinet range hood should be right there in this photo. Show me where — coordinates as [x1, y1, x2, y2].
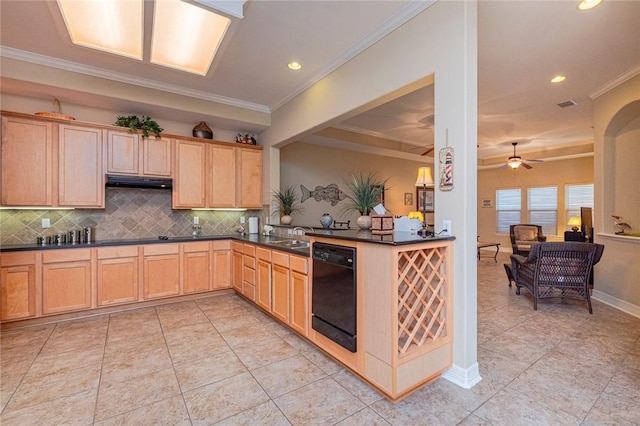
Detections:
[106, 175, 173, 190]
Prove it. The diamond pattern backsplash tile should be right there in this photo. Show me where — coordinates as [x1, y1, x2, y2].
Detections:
[0, 188, 266, 245]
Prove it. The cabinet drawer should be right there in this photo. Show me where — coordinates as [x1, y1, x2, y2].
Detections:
[243, 244, 255, 256]
[243, 264, 255, 284]
[143, 244, 179, 256]
[1, 251, 38, 266]
[242, 282, 255, 300]
[290, 255, 309, 274]
[97, 246, 138, 259]
[232, 241, 244, 252]
[272, 251, 289, 267]
[182, 241, 210, 253]
[213, 239, 231, 250]
[43, 248, 91, 263]
[243, 254, 256, 269]
[256, 247, 271, 261]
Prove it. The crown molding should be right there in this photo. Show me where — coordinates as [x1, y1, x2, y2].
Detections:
[589, 64, 640, 100]
[0, 46, 270, 114]
[270, 0, 438, 112]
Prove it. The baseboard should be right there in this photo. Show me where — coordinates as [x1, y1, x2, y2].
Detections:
[592, 290, 640, 319]
[441, 362, 482, 389]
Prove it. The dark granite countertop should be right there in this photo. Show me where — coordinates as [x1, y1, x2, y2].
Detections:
[306, 229, 455, 245]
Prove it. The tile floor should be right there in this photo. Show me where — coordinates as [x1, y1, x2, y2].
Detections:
[1, 253, 639, 425]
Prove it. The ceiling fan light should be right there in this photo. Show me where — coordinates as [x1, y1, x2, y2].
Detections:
[578, 0, 602, 11]
[507, 158, 522, 168]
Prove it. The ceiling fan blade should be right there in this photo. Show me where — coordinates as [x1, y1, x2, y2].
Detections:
[521, 162, 533, 169]
[523, 159, 544, 163]
[499, 163, 509, 169]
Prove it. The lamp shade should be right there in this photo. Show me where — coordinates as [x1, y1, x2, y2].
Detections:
[415, 167, 434, 186]
[568, 216, 581, 232]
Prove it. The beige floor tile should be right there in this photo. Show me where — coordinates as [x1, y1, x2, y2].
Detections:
[0, 359, 32, 411]
[0, 389, 97, 426]
[0, 324, 54, 350]
[335, 407, 391, 425]
[456, 413, 492, 425]
[94, 395, 191, 426]
[28, 344, 105, 378]
[582, 388, 640, 426]
[233, 336, 298, 370]
[164, 322, 230, 366]
[218, 322, 278, 348]
[214, 400, 291, 426]
[274, 377, 365, 425]
[332, 369, 384, 405]
[174, 351, 247, 392]
[94, 367, 181, 421]
[183, 371, 269, 425]
[301, 348, 343, 375]
[156, 301, 210, 330]
[107, 308, 163, 343]
[251, 354, 326, 398]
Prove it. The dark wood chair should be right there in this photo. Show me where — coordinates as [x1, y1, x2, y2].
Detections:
[509, 224, 546, 256]
[510, 242, 604, 313]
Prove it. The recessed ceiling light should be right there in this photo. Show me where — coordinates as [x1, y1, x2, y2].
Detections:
[577, 0, 602, 11]
[551, 75, 566, 83]
[287, 62, 302, 70]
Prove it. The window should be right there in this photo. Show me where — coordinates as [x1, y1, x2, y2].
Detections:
[528, 186, 557, 235]
[496, 188, 521, 233]
[565, 184, 594, 228]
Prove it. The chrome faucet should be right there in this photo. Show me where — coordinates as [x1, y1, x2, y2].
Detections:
[292, 226, 314, 236]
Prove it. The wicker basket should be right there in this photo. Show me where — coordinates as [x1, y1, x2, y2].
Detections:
[35, 98, 75, 121]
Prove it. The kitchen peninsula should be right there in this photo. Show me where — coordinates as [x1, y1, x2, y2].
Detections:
[0, 230, 454, 401]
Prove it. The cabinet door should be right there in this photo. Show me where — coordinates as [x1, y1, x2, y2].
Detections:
[290, 270, 309, 336]
[212, 248, 231, 290]
[232, 244, 243, 292]
[58, 124, 104, 207]
[107, 130, 139, 175]
[143, 244, 180, 299]
[97, 246, 139, 306]
[1, 116, 54, 206]
[271, 264, 289, 323]
[208, 144, 236, 207]
[183, 251, 211, 294]
[42, 249, 92, 315]
[143, 137, 172, 177]
[256, 258, 271, 311]
[236, 147, 263, 208]
[173, 139, 207, 208]
[0, 251, 38, 321]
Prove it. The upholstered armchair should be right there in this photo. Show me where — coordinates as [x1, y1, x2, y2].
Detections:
[510, 242, 604, 313]
[509, 224, 546, 256]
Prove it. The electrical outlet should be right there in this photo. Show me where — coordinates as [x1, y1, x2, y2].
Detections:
[442, 220, 451, 236]
[42, 218, 51, 228]
[240, 217, 246, 224]
[193, 216, 199, 225]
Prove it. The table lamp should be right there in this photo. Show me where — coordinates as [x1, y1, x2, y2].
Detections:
[568, 216, 581, 232]
[415, 166, 434, 237]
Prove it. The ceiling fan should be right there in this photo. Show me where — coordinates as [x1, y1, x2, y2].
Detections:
[500, 142, 544, 169]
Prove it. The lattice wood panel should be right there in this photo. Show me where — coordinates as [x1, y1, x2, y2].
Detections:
[397, 247, 448, 356]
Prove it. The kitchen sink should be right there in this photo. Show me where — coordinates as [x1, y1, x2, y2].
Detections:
[265, 239, 310, 249]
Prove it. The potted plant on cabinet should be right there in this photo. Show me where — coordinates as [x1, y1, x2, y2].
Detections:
[272, 185, 302, 225]
[114, 115, 164, 138]
[343, 172, 387, 230]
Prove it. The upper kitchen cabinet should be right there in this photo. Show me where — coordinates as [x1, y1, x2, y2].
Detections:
[106, 130, 172, 177]
[58, 124, 104, 208]
[0, 115, 54, 206]
[173, 139, 262, 209]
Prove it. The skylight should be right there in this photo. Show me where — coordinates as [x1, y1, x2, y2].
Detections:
[57, 0, 232, 75]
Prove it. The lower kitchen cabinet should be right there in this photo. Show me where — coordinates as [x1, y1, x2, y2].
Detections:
[182, 242, 211, 294]
[242, 244, 256, 301]
[232, 242, 243, 292]
[143, 244, 180, 299]
[271, 251, 290, 323]
[42, 249, 92, 315]
[212, 240, 232, 290]
[97, 246, 139, 306]
[256, 247, 272, 311]
[0, 251, 38, 321]
[289, 255, 309, 336]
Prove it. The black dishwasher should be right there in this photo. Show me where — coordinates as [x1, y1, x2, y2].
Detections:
[311, 243, 357, 352]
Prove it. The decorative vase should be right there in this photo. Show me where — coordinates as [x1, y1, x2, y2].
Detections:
[357, 215, 372, 230]
[320, 213, 333, 229]
[281, 215, 293, 225]
[192, 121, 213, 139]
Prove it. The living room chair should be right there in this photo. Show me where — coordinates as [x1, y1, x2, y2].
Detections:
[510, 242, 604, 313]
[509, 224, 546, 256]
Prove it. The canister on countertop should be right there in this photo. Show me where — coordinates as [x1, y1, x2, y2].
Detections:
[248, 217, 259, 234]
[83, 227, 95, 243]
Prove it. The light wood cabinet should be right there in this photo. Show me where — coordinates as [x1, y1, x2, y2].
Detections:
[236, 147, 263, 208]
[142, 244, 180, 299]
[97, 246, 139, 306]
[256, 247, 272, 311]
[209, 144, 236, 207]
[173, 139, 207, 208]
[1, 116, 54, 206]
[106, 130, 172, 177]
[212, 240, 232, 290]
[0, 251, 39, 320]
[232, 241, 243, 292]
[289, 255, 309, 336]
[182, 241, 211, 294]
[42, 249, 92, 315]
[271, 251, 290, 323]
[58, 124, 103, 207]
[242, 244, 256, 301]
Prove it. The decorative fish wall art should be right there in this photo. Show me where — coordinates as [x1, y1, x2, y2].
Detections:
[300, 184, 346, 206]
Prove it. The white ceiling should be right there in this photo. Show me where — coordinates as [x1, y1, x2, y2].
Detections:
[1, 0, 639, 165]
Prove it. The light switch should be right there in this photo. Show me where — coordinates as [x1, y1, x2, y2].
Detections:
[193, 216, 199, 225]
[42, 218, 51, 228]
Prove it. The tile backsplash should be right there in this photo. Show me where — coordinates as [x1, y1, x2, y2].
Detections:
[0, 188, 266, 245]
